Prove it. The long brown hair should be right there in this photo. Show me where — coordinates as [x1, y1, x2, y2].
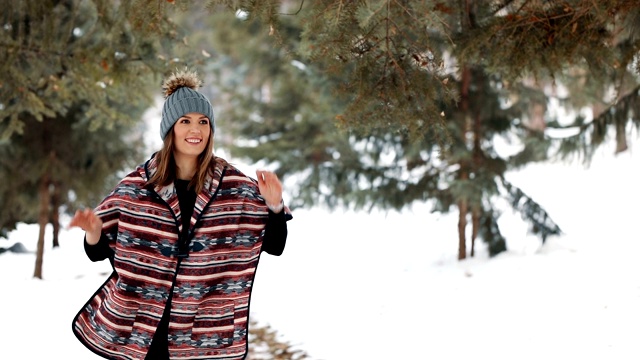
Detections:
[147, 129, 225, 194]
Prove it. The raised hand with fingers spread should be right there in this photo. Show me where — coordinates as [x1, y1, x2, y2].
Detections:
[68, 208, 102, 245]
[256, 170, 284, 212]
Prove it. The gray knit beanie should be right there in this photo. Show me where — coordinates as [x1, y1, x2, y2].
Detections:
[160, 69, 215, 140]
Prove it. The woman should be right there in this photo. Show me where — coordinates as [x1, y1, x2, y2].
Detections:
[69, 69, 290, 360]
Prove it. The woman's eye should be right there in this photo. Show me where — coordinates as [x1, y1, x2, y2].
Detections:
[200, 119, 209, 125]
[180, 119, 190, 124]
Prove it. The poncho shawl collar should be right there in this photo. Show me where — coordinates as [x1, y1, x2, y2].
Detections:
[142, 153, 226, 235]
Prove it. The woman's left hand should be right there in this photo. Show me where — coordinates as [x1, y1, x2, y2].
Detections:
[256, 170, 283, 210]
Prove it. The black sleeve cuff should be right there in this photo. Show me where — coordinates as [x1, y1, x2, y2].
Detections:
[84, 233, 115, 265]
[262, 209, 289, 256]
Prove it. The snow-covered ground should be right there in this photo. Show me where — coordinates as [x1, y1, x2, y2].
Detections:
[1, 139, 638, 359]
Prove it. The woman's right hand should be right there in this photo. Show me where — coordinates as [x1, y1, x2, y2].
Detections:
[69, 208, 103, 245]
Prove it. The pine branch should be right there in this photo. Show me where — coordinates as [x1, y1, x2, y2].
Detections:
[501, 178, 562, 244]
[478, 208, 507, 256]
[548, 84, 640, 161]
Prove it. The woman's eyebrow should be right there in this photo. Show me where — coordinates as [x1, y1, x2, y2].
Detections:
[179, 115, 208, 120]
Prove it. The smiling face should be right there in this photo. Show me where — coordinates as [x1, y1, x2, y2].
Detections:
[172, 112, 212, 161]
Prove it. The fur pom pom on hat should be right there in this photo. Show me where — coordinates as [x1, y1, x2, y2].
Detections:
[160, 68, 215, 140]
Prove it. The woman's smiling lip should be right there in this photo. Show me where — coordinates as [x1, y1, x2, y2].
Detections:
[185, 138, 202, 144]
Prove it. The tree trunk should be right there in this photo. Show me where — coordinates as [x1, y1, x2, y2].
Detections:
[470, 209, 479, 257]
[457, 61, 472, 261]
[528, 101, 547, 131]
[615, 118, 628, 154]
[470, 111, 482, 257]
[33, 173, 51, 279]
[51, 182, 61, 248]
[457, 198, 468, 260]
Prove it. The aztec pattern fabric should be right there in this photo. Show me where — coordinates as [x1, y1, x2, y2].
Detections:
[72, 155, 270, 360]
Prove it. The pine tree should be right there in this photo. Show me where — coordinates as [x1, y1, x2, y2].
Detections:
[124, 1, 640, 157]
[0, 0, 173, 278]
[124, 1, 638, 259]
[0, 102, 147, 278]
[0, 0, 172, 137]
[455, 0, 640, 160]
[163, 3, 560, 258]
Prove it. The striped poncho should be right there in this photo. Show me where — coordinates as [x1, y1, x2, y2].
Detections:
[72, 155, 285, 360]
